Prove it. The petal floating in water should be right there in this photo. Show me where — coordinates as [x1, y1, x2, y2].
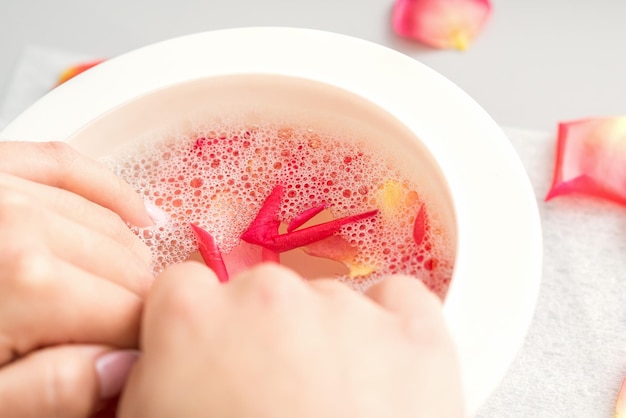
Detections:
[413, 204, 427, 247]
[240, 184, 379, 253]
[190, 223, 230, 283]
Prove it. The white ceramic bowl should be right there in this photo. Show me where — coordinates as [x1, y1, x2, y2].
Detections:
[0, 27, 542, 414]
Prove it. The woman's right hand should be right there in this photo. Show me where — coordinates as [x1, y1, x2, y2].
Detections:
[0, 141, 155, 418]
[120, 262, 465, 418]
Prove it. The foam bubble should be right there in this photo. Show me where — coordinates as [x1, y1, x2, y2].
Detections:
[104, 119, 454, 298]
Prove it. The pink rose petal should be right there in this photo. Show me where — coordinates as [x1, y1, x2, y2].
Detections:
[304, 235, 359, 262]
[392, 0, 492, 50]
[304, 236, 376, 278]
[546, 117, 626, 206]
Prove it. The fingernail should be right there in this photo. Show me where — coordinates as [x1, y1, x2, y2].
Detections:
[95, 350, 140, 400]
[144, 200, 169, 224]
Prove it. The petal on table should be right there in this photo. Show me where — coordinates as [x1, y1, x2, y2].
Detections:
[615, 377, 626, 418]
[55, 59, 106, 86]
[392, 0, 492, 50]
[545, 117, 626, 206]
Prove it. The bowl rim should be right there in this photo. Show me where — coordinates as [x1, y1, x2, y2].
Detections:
[0, 27, 542, 414]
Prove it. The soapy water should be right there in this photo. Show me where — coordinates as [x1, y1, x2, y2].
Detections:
[104, 120, 454, 298]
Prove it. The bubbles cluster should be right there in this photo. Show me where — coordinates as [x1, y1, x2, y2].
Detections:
[104, 120, 453, 298]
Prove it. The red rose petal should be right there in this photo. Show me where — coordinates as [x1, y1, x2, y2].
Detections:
[413, 204, 427, 246]
[190, 223, 229, 282]
[274, 209, 378, 250]
[392, 0, 492, 50]
[262, 247, 280, 263]
[221, 240, 270, 278]
[240, 184, 379, 253]
[546, 117, 626, 206]
[243, 208, 379, 253]
[287, 203, 327, 232]
[241, 184, 283, 239]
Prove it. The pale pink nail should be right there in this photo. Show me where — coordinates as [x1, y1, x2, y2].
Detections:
[95, 350, 140, 400]
[144, 200, 169, 224]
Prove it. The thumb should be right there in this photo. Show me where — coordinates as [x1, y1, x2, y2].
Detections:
[0, 345, 139, 418]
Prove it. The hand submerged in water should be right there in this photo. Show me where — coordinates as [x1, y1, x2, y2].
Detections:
[0, 141, 154, 417]
[119, 262, 464, 418]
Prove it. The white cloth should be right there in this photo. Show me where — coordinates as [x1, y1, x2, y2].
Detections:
[1, 46, 625, 417]
[478, 127, 626, 417]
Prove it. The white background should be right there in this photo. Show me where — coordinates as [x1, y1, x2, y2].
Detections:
[1, 0, 625, 131]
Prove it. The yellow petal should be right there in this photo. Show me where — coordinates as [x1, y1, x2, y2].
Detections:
[615, 377, 626, 417]
[452, 30, 470, 51]
[348, 263, 376, 278]
[377, 180, 405, 215]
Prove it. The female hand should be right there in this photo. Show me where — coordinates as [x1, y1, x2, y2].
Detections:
[119, 262, 465, 418]
[0, 141, 155, 417]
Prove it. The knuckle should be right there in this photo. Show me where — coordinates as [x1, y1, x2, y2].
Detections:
[151, 276, 202, 322]
[0, 188, 34, 223]
[42, 141, 77, 167]
[147, 261, 217, 323]
[239, 264, 304, 308]
[311, 278, 351, 296]
[41, 142, 80, 186]
[4, 250, 54, 295]
[402, 311, 449, 349]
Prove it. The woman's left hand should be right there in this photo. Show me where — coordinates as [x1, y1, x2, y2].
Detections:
[0, 141, 154, 418]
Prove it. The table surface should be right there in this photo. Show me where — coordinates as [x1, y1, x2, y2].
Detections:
[1, 0, 626, 131]
[2, 1, 626, 417]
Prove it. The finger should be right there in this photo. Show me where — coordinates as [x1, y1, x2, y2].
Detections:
[230, 263, 305, 290]
[0, 141, 152, 227]
[227, 263, 309, 310]
[0, 190, 152, 295]
[307, 277, 353, 294]
[142, 261, 220, 350]
[0, 173, 151, 263]
[147, 260, 220, 313]
[364, 275, 443, 320]
[307, 277, 360, 301]
[0, 345, 138, 418]
[0, 253, 142, 364]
